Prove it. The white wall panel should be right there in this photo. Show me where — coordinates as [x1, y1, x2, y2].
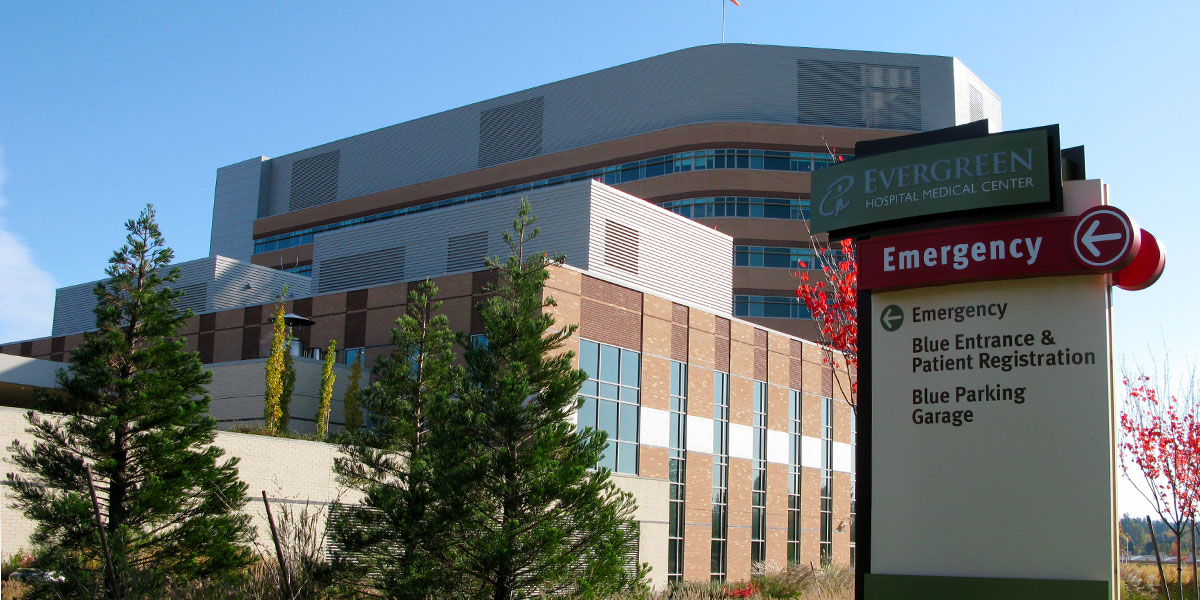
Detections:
[801, 436, 823, 469]
[728, 422, 754, 460]
[832, 441, 853, 474]
[639, 406, 670, 448]
[766, 429, 790, 465]
[686, 415, 714, 454]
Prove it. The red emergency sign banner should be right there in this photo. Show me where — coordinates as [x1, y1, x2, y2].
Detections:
[858, 216, 1089, 291]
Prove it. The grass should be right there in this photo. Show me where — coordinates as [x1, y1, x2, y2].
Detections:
[1122, 561, 1200, 600]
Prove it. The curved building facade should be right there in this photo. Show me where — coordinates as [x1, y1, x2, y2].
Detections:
[215, 43, 999, 340]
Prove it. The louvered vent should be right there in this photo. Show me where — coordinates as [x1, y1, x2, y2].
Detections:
[289, 150, 340, 211]
[604, 221, 639, 275]
[797, 60, 921, 131]
[318, 246, 405, 293]
[969, 86, 986, 123]
[478, 97, 544, 168]
[447, 231, 489, 272]
[175, 283, 208, 314]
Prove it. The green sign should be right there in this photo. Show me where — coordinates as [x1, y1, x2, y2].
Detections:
[811, 129, 1055, 234]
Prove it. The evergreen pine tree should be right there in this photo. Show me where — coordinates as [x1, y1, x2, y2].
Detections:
[343, 359, 363, 433]
[332, 279, 461, 599]
[316, 339, 337, 440]
[7, 205, 253, 599]
[446, 199, 646, 600]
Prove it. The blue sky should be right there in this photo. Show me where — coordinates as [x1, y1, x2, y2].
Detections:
[1, 1, 1196, 518]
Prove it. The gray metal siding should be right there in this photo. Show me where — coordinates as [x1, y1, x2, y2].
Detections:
[51, 256, 313, 337]
[210, 157, 270, 262]
[252, 44, 978, 218]
[586, 183, 732, 317]
[209, 256, 312, 310]
[311, 182, 594, 292]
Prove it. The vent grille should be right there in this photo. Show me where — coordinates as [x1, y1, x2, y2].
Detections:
[603, 221, 639, 275]
[289, 150, 340, 211]
[478, 97, 544, 168]
[447, 231, 489, 272]
[969, 86, 986, 123]
[175, 283, 209, 315]
[318, 246, 405, 293]
[797, 60, 921, 131]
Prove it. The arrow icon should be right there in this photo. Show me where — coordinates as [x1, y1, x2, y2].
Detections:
[1080, 220, 1122, 257]
[880, 304, 904, 332]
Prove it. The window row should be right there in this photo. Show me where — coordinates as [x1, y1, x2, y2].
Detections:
[659, 196, 810, 221]
[735, 245, 851, 270]
[253, 147, 853, 254]
[734, 295, 813, 320]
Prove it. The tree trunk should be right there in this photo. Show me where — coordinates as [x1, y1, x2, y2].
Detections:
[1191, 518, 1197, 600]
[1149, 516, 1173, 600]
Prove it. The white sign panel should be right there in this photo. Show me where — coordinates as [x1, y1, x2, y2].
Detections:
[870, 275, 1114, 584]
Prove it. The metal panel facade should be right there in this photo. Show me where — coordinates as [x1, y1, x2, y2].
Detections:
[240, 45, 982, 220]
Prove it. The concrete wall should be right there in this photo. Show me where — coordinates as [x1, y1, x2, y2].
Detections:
[207, 357, 353, 433]
[0, 407, 671, 589]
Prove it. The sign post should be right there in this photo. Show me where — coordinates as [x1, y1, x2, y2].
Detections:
[816, 122, 1165, 600]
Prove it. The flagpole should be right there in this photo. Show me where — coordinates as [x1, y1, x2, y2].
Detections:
[722, 0, 726, 43]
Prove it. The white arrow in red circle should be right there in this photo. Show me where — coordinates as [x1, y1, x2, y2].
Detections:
[1080, 219, 1124, 257]
[1072, 206, 1140, 271]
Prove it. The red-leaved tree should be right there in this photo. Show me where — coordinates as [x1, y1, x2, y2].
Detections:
[796, 232, 858, 412]
[1120, 361, 1200, 599]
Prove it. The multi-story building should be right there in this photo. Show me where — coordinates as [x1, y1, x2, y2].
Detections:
[2, 44, 999, 585]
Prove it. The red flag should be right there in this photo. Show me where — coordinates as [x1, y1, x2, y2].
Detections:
[728, 0, 740, 5]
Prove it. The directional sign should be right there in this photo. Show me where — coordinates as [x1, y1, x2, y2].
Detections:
[879, 305, 904, 331]
[859, 216, 1086, 291]
[1072, 206, 1140, 270]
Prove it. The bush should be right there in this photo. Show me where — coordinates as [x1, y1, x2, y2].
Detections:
[2, 550, 35, 580]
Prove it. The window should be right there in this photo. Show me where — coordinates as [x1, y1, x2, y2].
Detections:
[734, 295, 813, 320]
[751, 380, 767, 566]
[667, 361, 688, 581]
[820, 396, 834, 564]
[253, 148, 852, 254]
[787, 390, 802, 564]
[711, 371, 730, 580]
[469, 334, 488, 350]
[343, 347, 365, 366]
[576, 340, 640, 474]
[735, 246, 814, 270]
[659, 197, 811, 221]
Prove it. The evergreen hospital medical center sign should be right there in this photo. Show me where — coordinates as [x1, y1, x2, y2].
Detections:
[832, 124, 1163, 600]
[811, 128, 1058, 236]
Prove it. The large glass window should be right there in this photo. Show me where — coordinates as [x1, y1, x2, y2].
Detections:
[576, 340, 641, 475]
[711, 371, 730, 581]
[734, 295, 813, 320]
[253, 148, 853, 255]
[735, 246, 814, 270]
[751, 380, 767, 566]
[820, 396, 834, 564]
[787, 389, 802, 564]
[668, 361, 688, 581]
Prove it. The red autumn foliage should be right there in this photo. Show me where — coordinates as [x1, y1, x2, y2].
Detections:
[795, 235, 858, 409]
[1120, 367, 1200, 598]
[724, 582, 757, 598]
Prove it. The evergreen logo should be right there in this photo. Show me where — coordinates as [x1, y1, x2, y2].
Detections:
[818, 174, 855, 217]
